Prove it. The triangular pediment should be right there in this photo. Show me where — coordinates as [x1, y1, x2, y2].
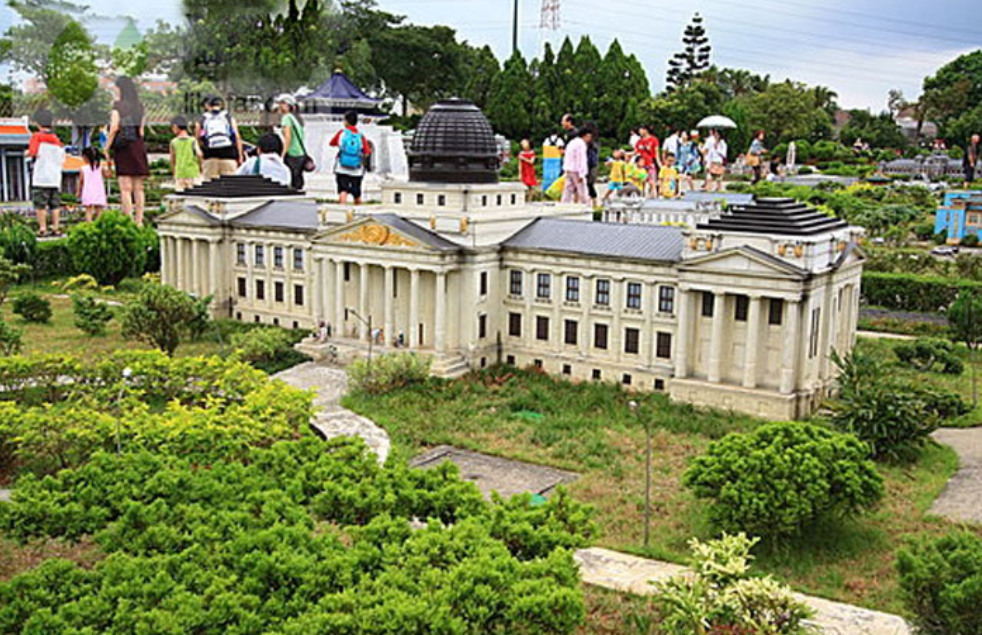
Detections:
[679, 246, 808, 280]
[832, 242, 866, 270]
[156, 203, 221, 227]
[315, 216, 428, 250]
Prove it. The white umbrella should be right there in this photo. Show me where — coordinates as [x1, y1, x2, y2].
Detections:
[696, 115, 737, 129]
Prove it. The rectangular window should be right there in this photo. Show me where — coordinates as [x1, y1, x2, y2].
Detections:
[237, 277, 246, 297]
[394, 192, 402, 204]
[294, 284, 304, 306]
[659, 286, 675, 313]
[592, 369, 602, 380]
[274, 281, 284, 303]
[343, 262, 351, 281]
[564, 319, 578, 345]
[438, 194, 446, 206]
[562, 364, 572, 375]
[769, 298, 784, 325]
[626, 282, 642, 309]
[537, 273, 551, 299]
[478, 314, 487, 339]
[595, 279, 611, 306]
[416, 193, 424, 205]
[701, 291, 714, 317]
[734, 295, 749, 322]
[809, 307, 821, 358]
[565, 276, 580, 302]
[256, 279, 265, 301]
[509, 270, 523, 296]
[624, 327, 640, 354]
[622, 374, 632, 386]
[273, 246, 284, 269]
[506, 355, 515, 366]
[656, 332, 672, 359]
[509, 312, 522, 337]
[536, 316, 549, 341]
[594, 323, 609, 350]
[293, 248, 304, 271]
[480, 271, 488, 296]
[236, 243, 246, 265]
[254, 245, 265, 267]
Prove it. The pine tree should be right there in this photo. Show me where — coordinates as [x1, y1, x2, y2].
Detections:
[571, 36, 602, 121]
[485, 51, 533, 140]
[666, 12, 711, 91]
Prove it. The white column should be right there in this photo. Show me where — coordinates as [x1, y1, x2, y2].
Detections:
[384, 265, 394, 347]
[334, 260, 345, 336]
[579, 275, 591, 357]
[523, 268, 533, 349]
[434, 271, 447, 352]
[159, 236, 169, 286]
[644, 281, 655, 366]
[612, 279, 623, 361]
[743, 295, 762, 389]
[359, 262, 369, 341]
[313, 256, 324, 323]
[780, 299, 801, 394]
[552, 273, 563, 354]
[175, 237, 185, 292]
[674, 288, 690, 379]
[264, 242, 273, 310]
[410, 268, 420, 348]
[192, 239, 203, 296]
[707, 291, 726, 383]
[208, 240, 219, 304]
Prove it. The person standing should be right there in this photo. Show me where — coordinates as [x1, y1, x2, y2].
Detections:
[27, 108, 64, 236]
[561, 127, 591, 204]
[277, 94, 308, 190]
[602, 148, 627, 203]
[329, 110, 371, 205]
[106, 76, 149, 226]
[518, 139, 538, 191]
[77, 146, 107, 222]
[561, 113, 578, 146]
[703, 129, 728, 193]
[199, 96, 244, 180]
[677, 131, 700, 193]
[634, 126, 660, 198]
[585, 122, 600, 208]
[964, 134, 980, 186]
[169, 115, 202, 192]
[662, 129, 680, 163]
[747, 130, 766, 185]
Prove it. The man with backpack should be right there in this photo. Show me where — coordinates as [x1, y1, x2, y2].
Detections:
[329, 110, 372, 205]
[197, 96, 244, 180]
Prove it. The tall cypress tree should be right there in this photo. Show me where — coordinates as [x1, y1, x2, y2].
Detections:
[531, 42, 559, 140]
[571, 36, 602, 122]
[666, 12, 711, 91]
[485, 51, 533, 140]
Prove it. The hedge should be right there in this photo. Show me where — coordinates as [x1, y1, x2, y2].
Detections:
[32, 239, 74, 280]
[862, 272, 982, 313]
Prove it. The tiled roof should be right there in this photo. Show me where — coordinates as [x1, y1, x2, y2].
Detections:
[181, 175, 304, 199]
[697, 197, 848, 236]
[231, 200, 320, 231]
[370, 213, 462, 251]
[503, 218, 685, 262]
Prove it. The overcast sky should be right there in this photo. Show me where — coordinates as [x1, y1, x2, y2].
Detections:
[4, 0, 979, 110]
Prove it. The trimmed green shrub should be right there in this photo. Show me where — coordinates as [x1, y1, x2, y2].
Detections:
[895, 338, 964, 374]
[66, 211, 146, 286]
[897, 531, 982, 635]
[11, 293, 51, 323]
[349, 352, 432, 395]
[120, 282, 200, 355]
[682, 422, 883, 538]
[862, 272, 982, 313]
[0, 215, 36, 265]
[962, 233, 980, 247]
[32, 238, 74, 279]
[229, 326, 309, 374]
[0, 318, 23, 356]
[71, 293, 113, 336]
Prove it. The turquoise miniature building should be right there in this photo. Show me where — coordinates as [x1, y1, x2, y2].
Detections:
[934, 191, 982, 243]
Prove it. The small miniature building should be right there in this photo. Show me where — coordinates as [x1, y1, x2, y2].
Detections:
[0, 118, 31, 202]
[934, 191, 982, 243]
[880, 153, 967, 180]
[157, 100, 864, 420]
[603, 192, 754, 226]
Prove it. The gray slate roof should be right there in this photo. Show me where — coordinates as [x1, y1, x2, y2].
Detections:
[503, 218, 685, 262]
[371, 213, 462, 251]
[231, 200, 320, 231]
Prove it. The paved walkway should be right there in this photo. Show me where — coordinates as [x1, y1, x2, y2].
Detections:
[273, 362, 390, 464]
[930, 427, 982, 524]
[574, 548, 911, 635]
[856, 330, 915, 341]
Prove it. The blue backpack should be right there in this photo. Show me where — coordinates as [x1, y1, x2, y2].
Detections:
[339, 129, 363, 169]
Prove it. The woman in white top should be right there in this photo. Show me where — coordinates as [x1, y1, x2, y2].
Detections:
[702, 129, 728, 193]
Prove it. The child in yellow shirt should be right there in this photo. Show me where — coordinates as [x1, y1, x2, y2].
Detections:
[659, 152, 680, 198]
[602, 148, 627, 202]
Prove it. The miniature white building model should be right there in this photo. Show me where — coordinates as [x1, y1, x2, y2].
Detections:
[157, 99, 864, 420]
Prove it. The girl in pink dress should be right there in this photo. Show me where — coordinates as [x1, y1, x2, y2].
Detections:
[78, 146, 108, 222]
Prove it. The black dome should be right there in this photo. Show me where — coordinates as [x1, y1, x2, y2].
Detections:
[408, 99, 499, 184]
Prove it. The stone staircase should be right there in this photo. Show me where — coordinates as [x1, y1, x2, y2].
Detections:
[430, 353, 471, 379]
[296, 336, 471, 379]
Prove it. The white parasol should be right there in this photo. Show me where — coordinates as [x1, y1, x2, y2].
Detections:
[696, 115, 737, 129]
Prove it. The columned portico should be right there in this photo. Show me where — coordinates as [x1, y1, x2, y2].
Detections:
[434, 271, 447, 352]
[208, 239, 220, 304]
[358, 262, 370, 340]
[334, 260, 344, 334]
[674, 288, 690, 379]
[780, 299, 801, 394]
[383, 266, 394, 346]
[409, 268, 420, 348]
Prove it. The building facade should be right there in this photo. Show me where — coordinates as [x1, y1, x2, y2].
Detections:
[157, 100, 864, 420]
[934, 191, 982, 244]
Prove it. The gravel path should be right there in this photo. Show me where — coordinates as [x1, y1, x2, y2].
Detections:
[273, 362, 390, 465]
[930, 427, 982, 524]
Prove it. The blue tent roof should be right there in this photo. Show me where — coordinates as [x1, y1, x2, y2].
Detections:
[305, 72, 380, 104]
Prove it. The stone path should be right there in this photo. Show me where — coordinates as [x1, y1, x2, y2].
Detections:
[273, 362, 390, 465]
[573, 548, 911, 635]
[856, 330, 915, 341]
[930, 427, 982, 524]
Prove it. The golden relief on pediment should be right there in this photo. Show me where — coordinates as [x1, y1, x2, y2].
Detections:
[336, 223, 419, 248]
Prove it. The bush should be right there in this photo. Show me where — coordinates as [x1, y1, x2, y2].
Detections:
[0, 257, 29, 307]
[895, 338, 964, 374]
[0, 318, 22, 356]
[653, 533, 814, 634]
[897, 531, 982, 635]
[229, 326, 309, 373]
[682, 422, 883, 538]
[11, 293, 51, 323]
[862, 272, 982, 313]
[32, 239, 73, 279]
[66, 211, 146, 286]
[0, 215, 36, 264]
[71, 293, 113, 336]
[829, 350, 941, 461]
[119, 282, 201, 355]
[348, 352, 432, 395]
[962, 233, 980, 247]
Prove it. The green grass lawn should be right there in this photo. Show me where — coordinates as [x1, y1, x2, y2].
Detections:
[343, 365, 971, 617]
[857, 337, 982, 428]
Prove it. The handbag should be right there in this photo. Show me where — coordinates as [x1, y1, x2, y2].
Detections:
[290, 118, 316, 172]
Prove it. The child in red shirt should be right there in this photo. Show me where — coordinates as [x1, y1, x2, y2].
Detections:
[518, 139, 537, 190]
[27, 108, 65, 236]
[634, 126, 660, 198]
